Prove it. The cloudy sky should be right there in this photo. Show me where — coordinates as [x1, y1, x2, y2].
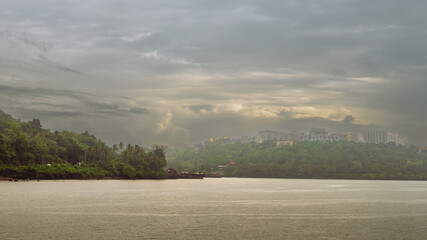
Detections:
[1, 0, 427, 146]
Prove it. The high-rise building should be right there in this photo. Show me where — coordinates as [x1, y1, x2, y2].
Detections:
[258, 130, 301, 142]
[301, 128, 330, 142]
[363, 130, 407, 145]
[309, 128, 328, 135]
[363, 130, 388, 144]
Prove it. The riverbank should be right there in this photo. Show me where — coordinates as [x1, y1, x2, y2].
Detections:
[0, 164, 167, 180]
[3, 165, 427, 181]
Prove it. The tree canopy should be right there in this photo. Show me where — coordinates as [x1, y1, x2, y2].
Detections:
[167, 141, 427, 180]
[0, 110, 166, 179]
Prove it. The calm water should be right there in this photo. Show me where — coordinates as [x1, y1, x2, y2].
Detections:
[1, 178, 426, 239]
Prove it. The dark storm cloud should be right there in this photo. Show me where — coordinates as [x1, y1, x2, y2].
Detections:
[129, 108, 150, 114]
[0, 84, 84, 99]
[1, 0, 427, 145]
[0, 85, 149, 117]
[82, 100, 149, 115]
[342, 115, 355, 124]
[11, 108, 88, 118]
[188, 105, 215, 113]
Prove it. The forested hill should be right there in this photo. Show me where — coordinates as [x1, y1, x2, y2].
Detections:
[167, 141, 427, 180]
[0, 110, 166, 179]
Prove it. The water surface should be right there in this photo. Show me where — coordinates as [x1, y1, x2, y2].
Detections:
[1, 178, 426, 239]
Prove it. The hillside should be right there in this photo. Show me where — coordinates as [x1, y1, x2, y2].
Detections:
[0, 110, 166, 179]
[167, 141, 427, 180]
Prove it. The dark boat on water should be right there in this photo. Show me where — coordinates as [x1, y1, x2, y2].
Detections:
[0, 176, 12, 181]
[167, 168, 204, 179]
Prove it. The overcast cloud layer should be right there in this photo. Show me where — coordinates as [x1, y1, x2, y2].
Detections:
[1, 0, 427, 146]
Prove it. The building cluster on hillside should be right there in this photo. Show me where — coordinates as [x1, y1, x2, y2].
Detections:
[189, 128, 407, 150]
[203, 136, 233, 148]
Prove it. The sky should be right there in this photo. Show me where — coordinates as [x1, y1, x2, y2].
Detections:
[1, 0, 427, 146]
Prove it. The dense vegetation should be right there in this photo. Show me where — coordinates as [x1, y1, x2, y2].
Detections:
[0, 110, 166, 179]
[167, 141, 427, 180]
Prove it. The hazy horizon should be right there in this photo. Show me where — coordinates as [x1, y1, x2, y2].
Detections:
[1, 1, 426, 146]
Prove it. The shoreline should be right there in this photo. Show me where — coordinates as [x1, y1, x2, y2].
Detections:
[2, 176, 426, 181]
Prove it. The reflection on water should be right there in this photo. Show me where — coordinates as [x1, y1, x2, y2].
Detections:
[1, 178, 426, 239]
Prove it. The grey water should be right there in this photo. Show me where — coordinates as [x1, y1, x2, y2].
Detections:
[1, 178, 426, 240]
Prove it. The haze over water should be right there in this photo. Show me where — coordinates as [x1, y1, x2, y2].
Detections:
[1, 178, 426, 239]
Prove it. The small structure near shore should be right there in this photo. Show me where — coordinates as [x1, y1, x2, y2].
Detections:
[205, 172, 222, 178]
